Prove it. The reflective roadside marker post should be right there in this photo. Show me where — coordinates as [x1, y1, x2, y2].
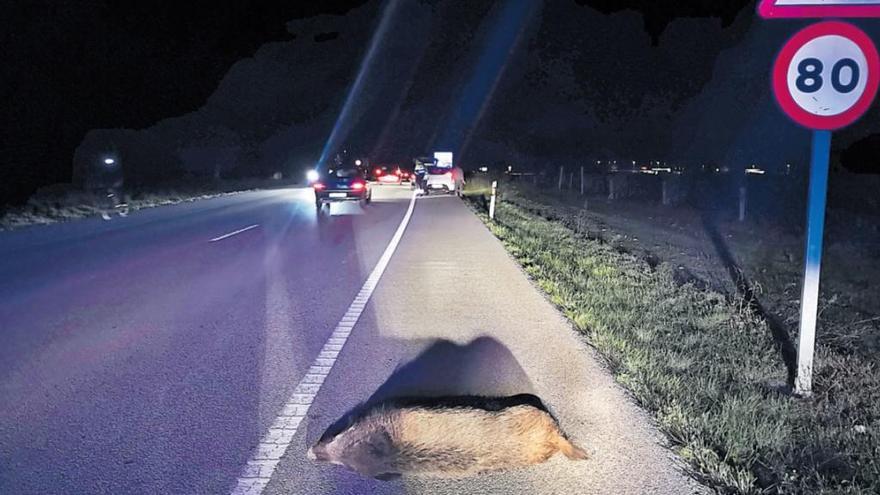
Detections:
[489, 180, 498, 220]
[769, 20, 880, 395]
[580, 166, 585, 195]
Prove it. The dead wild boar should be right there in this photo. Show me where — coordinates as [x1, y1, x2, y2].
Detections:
[307, 394, 588, 479]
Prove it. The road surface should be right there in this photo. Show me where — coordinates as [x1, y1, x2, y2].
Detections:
[0, 185, 705, 494]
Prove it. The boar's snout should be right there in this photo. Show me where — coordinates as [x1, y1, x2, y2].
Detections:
[307, 442, 333, 462]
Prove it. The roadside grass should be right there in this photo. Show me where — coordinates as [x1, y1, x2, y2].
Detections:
[463, 183, 879, 494]
[462, 175, 495, 197]
[0, 178, 295, 230]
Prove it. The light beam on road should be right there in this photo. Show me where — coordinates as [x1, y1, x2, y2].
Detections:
[316, 0, 400, 171]
[435, 0, 535, 158]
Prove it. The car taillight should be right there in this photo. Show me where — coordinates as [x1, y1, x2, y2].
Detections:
[444, 172, 453, 178]
[352, 182, 365, 190]
[375, 168, 382, 176]
[313, 183, 326, 190]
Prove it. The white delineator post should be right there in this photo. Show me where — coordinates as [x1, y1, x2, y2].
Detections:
[489, 180, 498, 220]
[558, 166, 564, 190]
[580, 166, 584, 195]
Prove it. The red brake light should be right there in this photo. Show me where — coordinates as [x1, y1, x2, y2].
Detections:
[352, 182, 365, 190]
[444, 172, 453, 178]
[375, 168, 382, 176]
[313, 183, 325, 190]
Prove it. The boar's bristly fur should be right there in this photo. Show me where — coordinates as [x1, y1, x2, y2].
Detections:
[307, 394, 588, 479]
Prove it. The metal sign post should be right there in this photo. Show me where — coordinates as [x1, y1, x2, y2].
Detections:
[794, 130, 831, 395]
[769, 21, 880, 395]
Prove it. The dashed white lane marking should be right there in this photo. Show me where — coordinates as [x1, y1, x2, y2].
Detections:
[210, 224, 260, 242]
[231, 192, 417, 495]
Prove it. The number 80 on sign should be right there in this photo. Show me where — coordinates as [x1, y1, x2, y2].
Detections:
[773, 21, 880, 130]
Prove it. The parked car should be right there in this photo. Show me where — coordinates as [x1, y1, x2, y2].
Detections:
[313, 166, 372, 208]
[424, 165, 464, 195]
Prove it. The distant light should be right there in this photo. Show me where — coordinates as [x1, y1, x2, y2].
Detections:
[306, 169, 319, 182]
[745, 167, 766, 175]
[355, 159, 362, 166]
[103, 158, 115, 165]
[479, 166, 488, 172]
[507, 165, 512, 172]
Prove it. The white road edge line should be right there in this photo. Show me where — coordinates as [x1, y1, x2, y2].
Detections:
[210, 224, 260, 242]
[230, 192, 418, 495]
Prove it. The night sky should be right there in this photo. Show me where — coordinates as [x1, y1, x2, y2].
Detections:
[2, 0, 878, 206]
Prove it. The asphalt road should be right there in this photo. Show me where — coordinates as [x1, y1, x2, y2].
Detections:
[0, 185, 705, 494]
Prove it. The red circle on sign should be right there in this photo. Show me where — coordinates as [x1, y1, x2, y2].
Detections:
[772, 21, 880, 130]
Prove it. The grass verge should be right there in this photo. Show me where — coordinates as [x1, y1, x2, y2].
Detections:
[0, 178, 295, 230]
[464, 180, 879, 494]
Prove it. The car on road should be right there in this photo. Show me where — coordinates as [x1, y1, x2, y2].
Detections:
[376, 168, 402, 185]
[313, 166, 372, 208]
[373, 165, 414, 185]
[372, 165, 409, 184]
[424, 165, 464, 195]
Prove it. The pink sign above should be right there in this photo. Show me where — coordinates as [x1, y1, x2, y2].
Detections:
[759, 0, 880, 19]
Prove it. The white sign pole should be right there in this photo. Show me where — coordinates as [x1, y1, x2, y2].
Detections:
[794, 130, 831, 396]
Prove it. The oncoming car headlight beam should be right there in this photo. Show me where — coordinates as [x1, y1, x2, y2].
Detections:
[316, 0, 400, 172]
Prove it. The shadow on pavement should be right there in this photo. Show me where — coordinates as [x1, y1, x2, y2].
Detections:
[316, 336, 539, 444]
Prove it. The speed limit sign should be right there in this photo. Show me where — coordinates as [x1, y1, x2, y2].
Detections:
[773, 21, 880, 129]
[768, 20, 879, 396]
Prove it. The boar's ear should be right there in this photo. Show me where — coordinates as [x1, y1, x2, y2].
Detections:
[367, 429, 394, 457]
[346, 429, 395, 477]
